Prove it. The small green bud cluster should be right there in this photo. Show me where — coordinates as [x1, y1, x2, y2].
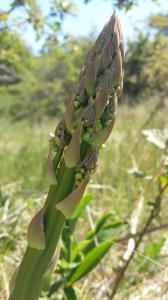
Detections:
[75, 149, 99, 185]
[100, 94, 118, 127]
[75, 170, 84, 186]
[55, 120, 71, 148]
[81, 105, 95, 141]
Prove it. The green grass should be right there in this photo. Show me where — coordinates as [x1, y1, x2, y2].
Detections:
[0, 98, 167, 299]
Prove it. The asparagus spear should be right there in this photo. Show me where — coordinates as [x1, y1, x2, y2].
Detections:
[9, 12, 124, 300]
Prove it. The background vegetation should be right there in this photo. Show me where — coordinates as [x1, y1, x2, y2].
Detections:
[0, 0, 168, 299]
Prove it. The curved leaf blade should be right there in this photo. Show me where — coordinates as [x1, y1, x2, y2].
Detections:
[68, 239, 114, 285]
[72, 193, 93, 219]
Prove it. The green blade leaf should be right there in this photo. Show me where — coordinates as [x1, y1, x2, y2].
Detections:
[64, 286, 77, 300]
[77, 239, 96, 257]
[72, 193, 93, 219]
[48, 280, 63, 296]
[68, 239, 114, 285]
[98, 221, 127, 242]
[85, 213, 112, 239]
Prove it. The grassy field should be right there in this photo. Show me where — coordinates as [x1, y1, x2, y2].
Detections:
[0, 98, 167, 299]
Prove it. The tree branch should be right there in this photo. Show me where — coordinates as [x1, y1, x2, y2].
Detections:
[117, 221, 168, 244]
[110, 167, 168, 299]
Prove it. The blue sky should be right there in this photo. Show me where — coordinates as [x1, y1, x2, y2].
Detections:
[1, 0, 168, 53]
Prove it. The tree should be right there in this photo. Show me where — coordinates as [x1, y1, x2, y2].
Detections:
[84, 0, 160, 10]
[0, 23, 31, 85]
[149, 13, 168, 36]
[0, 1, 76, 35]
[124, 13, 168, 100]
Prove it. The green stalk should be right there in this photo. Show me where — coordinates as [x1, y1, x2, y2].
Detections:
[9, 12, 124, 300]
[9, 210, 65, 300]
[9, 167, 74, 300]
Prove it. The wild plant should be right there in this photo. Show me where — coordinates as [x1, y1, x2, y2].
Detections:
[9, 12, 124, 300]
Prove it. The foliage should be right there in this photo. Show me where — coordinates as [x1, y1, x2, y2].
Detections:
[0, 32, 92, 118]
[124, 14, 168, 100]
[45, 194, 125, 298]
[149, 13, 168, 35]
[1, 0, 76, 34]
[0, 0, 76, 86]
[2, 13, 168, 118]
[84, 0, 160, 10]
[1, 6, 168, 114]
[0, 24, 31, 82]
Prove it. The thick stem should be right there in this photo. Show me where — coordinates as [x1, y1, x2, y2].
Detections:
[9, 209, 65, 300]
[9, 167, 75, 300]
[9, 140, 89, 300]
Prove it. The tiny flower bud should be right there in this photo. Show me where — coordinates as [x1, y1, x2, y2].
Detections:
[82, 104, 95, 129]
[88, 118, 115, 148]
[83, 132, 90, 141]
[55, 120, 66, 148]
[75, 173, 83, 180]
[84, 149, 99, 172]
[101, 94, 117, 123]
[80, 168, 85, 174]
[76, 149, 99, 175]
[73, 78, 87, 108]
[73, 100, 80, 109]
